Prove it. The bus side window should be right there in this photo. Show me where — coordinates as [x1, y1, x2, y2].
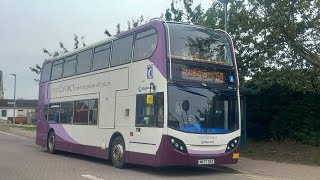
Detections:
[40, 62, 52, 83]
[63, 55, 77, 77]
[92, 43, 111, 71]
[48, 103, 60, 124]
[135, 92, 164, 128]
[74, 100, 89, 125]
[51, 59, 63, 80]
[133, 29, 158, 61]
[60, 102, 74, 124]
[111, 35, 133, 67]
[155, 92, 164, 128]
[77, 49, 93, 74]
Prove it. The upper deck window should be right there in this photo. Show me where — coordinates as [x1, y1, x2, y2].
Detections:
[133, 29, 158, 61]
[92, 43, 111, 71]
[51, 59, 64, 80]
[40, 62, 52, 82]
[63, 55, 77, 77]
[168, 24, 233, 65]
[111, 35, 133, 67]
[77, 49, 93, 74]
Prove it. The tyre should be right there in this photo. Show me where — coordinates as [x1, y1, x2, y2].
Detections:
[47, 131, 56, 154]
[111, 136, 126, 168]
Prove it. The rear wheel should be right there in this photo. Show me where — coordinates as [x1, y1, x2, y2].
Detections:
[111, 136, 126, 168]
[47, 131, 56, 154]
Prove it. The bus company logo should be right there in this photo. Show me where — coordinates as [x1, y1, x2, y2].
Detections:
[52, 81, 111, 94]
[199, 135, 217, 144]
[147, 65, 153, 79]
[138, 86, 151, 92]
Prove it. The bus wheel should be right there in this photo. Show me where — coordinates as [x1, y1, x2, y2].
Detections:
[47, 131, 56, 154]
[111, 136, 126, 168]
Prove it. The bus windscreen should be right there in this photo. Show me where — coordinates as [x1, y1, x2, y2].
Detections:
[168, 23, 233, 65]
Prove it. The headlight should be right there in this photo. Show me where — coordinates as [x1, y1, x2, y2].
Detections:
[169, 136, 187, 153]
[225, 137, 240, 153]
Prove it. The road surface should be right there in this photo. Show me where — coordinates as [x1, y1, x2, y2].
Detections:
[0, 131, 273, 180]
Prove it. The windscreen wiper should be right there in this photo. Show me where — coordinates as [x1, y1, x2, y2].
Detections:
[201, 84, 234, 98]
[172, 82, 208, 98]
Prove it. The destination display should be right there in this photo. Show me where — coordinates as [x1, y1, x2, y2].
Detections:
[171, 62, 235, 85]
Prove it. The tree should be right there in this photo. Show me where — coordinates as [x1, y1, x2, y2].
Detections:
[105, 15, 147, 36]
[30, 34, 85, 82]
[165, 0, 205, 24]
[165, 0, 320, 92]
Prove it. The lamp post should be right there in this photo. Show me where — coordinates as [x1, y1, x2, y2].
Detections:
[218, 0, 229, 32]
[10, 74, 16, 128]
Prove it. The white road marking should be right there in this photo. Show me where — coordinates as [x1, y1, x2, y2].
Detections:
[0, 131, 22, 138]
[81, 174, 105, 180]
[204, 166, 276, 180]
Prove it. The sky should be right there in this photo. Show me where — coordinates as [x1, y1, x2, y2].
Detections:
[0, 0, 212, 99]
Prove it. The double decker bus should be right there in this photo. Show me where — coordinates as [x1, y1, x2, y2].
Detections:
[36, 19, 241, 168]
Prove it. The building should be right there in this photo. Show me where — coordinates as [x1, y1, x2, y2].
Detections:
[0, 99, 37, 124]
[0, 70, 4, 99]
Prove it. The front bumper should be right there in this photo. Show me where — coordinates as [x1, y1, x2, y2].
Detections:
[156, 135, 240, 166]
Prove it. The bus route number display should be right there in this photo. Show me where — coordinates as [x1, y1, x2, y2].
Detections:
[181, 67, 225, 83]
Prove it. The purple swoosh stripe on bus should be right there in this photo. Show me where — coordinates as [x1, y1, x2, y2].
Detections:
[150, 21, 167, 78]
[46, 82, 51, 105]
[49, 124, 79, 144]
[188, 149, 226, 155]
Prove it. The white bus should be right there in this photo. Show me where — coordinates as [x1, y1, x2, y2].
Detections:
[36, 19, 241, 168]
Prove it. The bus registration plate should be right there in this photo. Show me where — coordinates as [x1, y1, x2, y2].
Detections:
[198, 159, 215, 165]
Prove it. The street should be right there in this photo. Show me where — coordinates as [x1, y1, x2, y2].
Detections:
[0, 131, 271, 180]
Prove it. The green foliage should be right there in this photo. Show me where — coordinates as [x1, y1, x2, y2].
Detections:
[165, 0, 320, 93]
[74, 34, 79, 49]
[30, 34, 85, 82]
[165, 0, 205, 24]
[246, 68, 320, 93]
[246, 86, 320, 146]
[271, 93, 320, 146]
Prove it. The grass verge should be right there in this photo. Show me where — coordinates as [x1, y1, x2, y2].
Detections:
[241, 139, 320, 166]
[14, 124, 36, 131]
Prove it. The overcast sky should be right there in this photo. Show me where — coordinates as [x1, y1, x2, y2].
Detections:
[0, 0, 211, 99]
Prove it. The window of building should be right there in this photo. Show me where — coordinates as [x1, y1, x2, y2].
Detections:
[77, 49, 93, 74]
[111, 35, 133, 67]
[89, 99, 98, 125]
[92, 43, 111, 71]
[60, 102, 73, 124]
[63, 55, 77, 77]
[133, 29, 158, 61]
[135, 92, 164, 127]
[40, 62, 52, 82]
[51, 60, 64, 80]
[48, 103, 60, 124]
[74, 100, 89, 125]
[1, 110, 7, 117]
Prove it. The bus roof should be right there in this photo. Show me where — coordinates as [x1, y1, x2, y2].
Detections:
[43, 19, 166, 65]
[42, 19, 227, 66]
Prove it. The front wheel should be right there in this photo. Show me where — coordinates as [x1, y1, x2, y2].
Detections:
[111, 136, 126, 168]
[47, 131, 56, 154]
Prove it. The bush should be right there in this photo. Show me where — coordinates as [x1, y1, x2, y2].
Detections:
[271, 94, 320, 146]
[246, 86, 320, 146]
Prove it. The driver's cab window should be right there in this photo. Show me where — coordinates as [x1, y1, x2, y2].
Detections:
[135, 92, 164, 127]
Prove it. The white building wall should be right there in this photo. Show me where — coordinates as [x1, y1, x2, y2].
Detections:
[0, 108, 36, 121]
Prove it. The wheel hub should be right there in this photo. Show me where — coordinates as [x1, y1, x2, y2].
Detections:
[49, 136, 54, 150]
[112, 143, 124, 161]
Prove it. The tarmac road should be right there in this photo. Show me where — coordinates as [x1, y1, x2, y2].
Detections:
[0, 131, 274, 180]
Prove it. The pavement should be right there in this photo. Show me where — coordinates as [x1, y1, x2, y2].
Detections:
[0, 126, 320, 180]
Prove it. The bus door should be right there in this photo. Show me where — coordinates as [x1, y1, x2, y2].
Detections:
[130, 92, 164, 154]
